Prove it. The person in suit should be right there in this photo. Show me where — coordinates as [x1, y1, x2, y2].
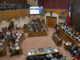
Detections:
[55, 24, 59, 34]
[9, 42, 16, 56]
[11, 33, 16, 44]
[1, 33, 5, 39]
[77, 48, 80, 58]
[70, 44, 78, 56]
[46, 53, 53, 60]
[8, 24, 12, 32]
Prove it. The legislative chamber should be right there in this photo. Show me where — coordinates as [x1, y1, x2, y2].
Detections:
[1, 0, 80, 60]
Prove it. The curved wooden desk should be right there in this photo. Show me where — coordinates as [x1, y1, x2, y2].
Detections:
[28, 32, 47, 37]
[58, 28, 80, 47]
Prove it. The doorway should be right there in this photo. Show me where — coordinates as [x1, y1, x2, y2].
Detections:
[46, 16, 57, 28]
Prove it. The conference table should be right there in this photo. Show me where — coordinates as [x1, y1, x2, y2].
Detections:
[27, 47, 60, 56]
[58, 25, 80, 47]
[26, 47, 61, 60]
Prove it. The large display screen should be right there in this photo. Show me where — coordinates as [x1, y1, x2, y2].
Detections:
[30, 7, 43, 14]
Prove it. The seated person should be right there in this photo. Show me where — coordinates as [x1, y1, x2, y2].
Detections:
[46, 54, 53, 60]
[55, 24, 59, 34]
[24, 24, 28, 28]
[43, 27, 46, 32]
[9, 42, 16, 56]
[6, 31, 10, 36]
[0, 46, 3, 56]
[77, 48, 80, 56]
[15, 32, 19, 38]
[33, 29, 37, 32]
[28, 24, 31, 28]
[9, 42, 21, 56]
[45, 47, 51, 54]
[29, 28, 33, 32]
[11, 34, 16, 44]
[0, 33, 5, 39]
[70, 44, 78, 56]
[37, 48, 44, 54]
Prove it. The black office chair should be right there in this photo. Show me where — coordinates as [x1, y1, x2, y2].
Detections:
[56, 54, 63, 59]
[60, 56, 66, 60]
[26, 55, 37, 60]
[37, 55, 45, 60]
[46, 57, 51, 60]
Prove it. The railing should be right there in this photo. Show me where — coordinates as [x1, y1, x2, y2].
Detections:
[0, 3, 30, 11]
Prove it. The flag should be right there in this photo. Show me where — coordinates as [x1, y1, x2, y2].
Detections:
[67, 3, 71, 26]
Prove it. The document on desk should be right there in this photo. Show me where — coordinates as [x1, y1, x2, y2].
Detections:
[0, 43, 3, 46]
[16, 39, 19, 42]
[53, 48, 59, 53]
[15, 43, 19, 46]
[1, 39, 5, 42]
[17, 36, 20, 39]
[16, 46, 20, 50]
[28, 52, 32, 56]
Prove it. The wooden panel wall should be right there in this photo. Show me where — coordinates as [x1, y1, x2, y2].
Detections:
[0, 9, 68, 20]
[43, 9, 68, 16]
[0, 9, 29, 20]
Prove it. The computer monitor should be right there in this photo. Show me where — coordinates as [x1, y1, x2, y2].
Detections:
[30, 6, 43, 14]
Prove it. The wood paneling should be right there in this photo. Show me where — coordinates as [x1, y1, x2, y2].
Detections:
[0, 9, 68, 20]
[58, 28, 80, 47]
[43, 9, 68, 16]
[0, 9, 29, 20]
[46, 16, 57, 28]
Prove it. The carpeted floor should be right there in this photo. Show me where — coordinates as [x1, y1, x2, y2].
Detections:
[0, 28, 73, 60]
